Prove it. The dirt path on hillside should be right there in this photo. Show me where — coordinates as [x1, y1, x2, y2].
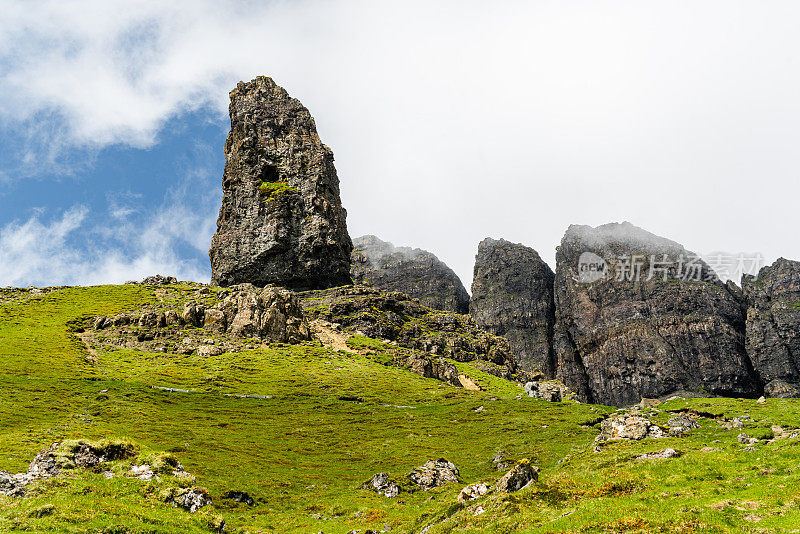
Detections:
[309, 320, 356, 353]
[76, 332, 99, 363]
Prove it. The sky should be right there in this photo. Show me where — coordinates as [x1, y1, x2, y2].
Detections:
[1, 0, 799, 289]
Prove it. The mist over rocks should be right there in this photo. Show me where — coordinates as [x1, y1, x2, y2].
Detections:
[743, 258, 800, 398]
[209, 76, 352, 290]
[350, 235, 470, 313]
[552, 222, 758, 406]
[469, 238, 556, 376]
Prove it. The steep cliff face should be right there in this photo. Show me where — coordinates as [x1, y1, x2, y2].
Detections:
[743, 259, 800, 398]
[209, 76, 352, 290]
[350, 235, 470, 313]
[469, 238, 556, 376]
[553, 222, 758, 406]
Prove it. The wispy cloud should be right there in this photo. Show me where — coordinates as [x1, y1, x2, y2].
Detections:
[0, 168, 219, 287]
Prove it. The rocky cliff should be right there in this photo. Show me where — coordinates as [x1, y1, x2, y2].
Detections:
[743, 258, 800, 398]
[351, 235, 470, 313]
[209, 76, 352, 290]
[469, 238, 556, 376]
[552, 222, 758, 405]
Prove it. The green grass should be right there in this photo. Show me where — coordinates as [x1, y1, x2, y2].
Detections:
[258, 181, 297, 200]
[5, 286, 800, 532]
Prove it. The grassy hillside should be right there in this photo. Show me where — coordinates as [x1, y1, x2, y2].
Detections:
[2, 286, 800, 533]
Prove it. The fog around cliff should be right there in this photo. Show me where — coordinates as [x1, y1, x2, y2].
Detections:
[1, 0, 798, 287]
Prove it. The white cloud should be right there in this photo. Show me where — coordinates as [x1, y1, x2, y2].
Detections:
[2, 0, 800, 286]
[0, 169, 219, 286]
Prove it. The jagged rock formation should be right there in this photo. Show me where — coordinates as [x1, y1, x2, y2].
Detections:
[351, 235, 469, 313]
[470, 238, 556, 375]
[553, 222, 758, 406]
[743, 259, 800, 398]
[209, 76, 352, 290]
[300, 285, 519, 379]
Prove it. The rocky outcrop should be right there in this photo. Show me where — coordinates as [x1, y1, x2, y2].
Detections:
[1, 439, 136, 497]
[553, 222, 757, 406]
[743, 259, 800, 397]
[470, 238, 556, 375]
[300, 285, 518, 377]
[351, 235, 469, 313]
[209, 76, 352, 290]
[88, 283, 312, 356]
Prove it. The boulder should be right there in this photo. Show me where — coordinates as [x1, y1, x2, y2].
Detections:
[666, 414, 700, 435]
[361, 473, 401, 498]
[524, 380, 571, 402]
[470, 238, 556, 375]
[162, 487, 212, 513]
[141, 275, 178, 285]
[637, 448, 680, 460]
[351, 235, 470, 313]
[407, 459, 460, 490]
[458, 482, 489, 502]
[220, 490, 255, 506]
[553, 222, 758, 406]
[495, 461, 538, 492]
[209, 76, 352, 290]
[220, 284, 311, 343]
[595, 413, 666, 442]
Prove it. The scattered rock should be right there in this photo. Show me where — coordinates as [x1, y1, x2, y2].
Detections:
[361, 473, 401, 498]
[595, 413, 666, 442]
[141, 275, 178, 286]
[637, 448, 681, 460]
[458, 482, 489, 502]
[492, 451, 514, 471]
[407, 459, 460, 490]
[495, 461, 538, 492]
[162, 487, 213, 513]
[129, 464, 156, 481]
[667, 414, 700, 435]
[524, 380, 572, 402]
[220, 490, 255, 506]
[738, 433, 759, 446]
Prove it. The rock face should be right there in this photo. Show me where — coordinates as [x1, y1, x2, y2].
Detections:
[209, 76, 352, 290]
[351, 235, 470, 313]
[743, 259, 800, 397]
[470, 238, 556, 375]
[553, 222, 757, 406]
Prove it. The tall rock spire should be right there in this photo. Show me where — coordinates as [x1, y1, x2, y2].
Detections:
[209, 76, 353, 290]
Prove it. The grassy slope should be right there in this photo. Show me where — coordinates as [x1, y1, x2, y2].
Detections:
[1, 286, 800, 532]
